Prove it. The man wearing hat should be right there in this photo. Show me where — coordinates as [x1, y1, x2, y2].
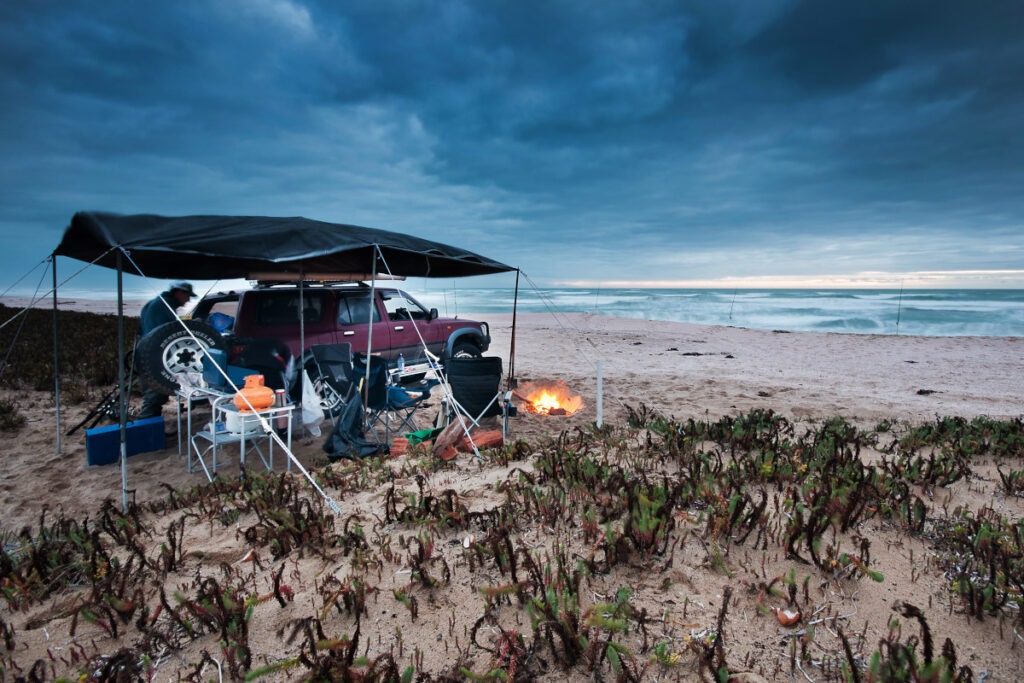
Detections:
[137, 281, 195, 420]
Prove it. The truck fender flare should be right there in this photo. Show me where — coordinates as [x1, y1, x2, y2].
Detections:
[444, 328, 484, 359]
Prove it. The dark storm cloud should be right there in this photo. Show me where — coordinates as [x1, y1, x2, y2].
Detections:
[0, 0, 1021, 289]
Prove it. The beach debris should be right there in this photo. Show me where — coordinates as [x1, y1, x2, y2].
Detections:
[236, 549, 257, 564]
[390, 437, 409, 457]
[432, 420, 463, 460]
[776, 608, 801, 627]
[916, 388, 938, 395]
[457, 429, 503, 453]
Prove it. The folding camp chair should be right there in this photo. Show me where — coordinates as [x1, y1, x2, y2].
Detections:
[350, 353, 437, 445]
[351, 353, 391, 444]
[385, 380, 439, 435]
[437, 356, 515, 438]
[306, 343, 355, 417]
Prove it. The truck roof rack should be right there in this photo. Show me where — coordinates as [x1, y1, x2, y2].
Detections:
[252, 280, 369, 289]
[247, 272, 404, 284]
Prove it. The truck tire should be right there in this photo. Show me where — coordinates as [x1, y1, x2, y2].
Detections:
[136, 320, 226, 394]
[291, 353, 349, 419]
[450, 340, 483, 359]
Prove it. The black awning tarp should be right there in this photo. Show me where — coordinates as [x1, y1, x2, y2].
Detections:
[54, 212, 514, 279]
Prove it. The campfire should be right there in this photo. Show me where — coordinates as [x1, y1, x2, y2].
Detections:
[516, 380, 584, 416]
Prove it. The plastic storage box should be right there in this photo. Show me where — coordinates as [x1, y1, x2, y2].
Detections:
[85, 416, 166, 466]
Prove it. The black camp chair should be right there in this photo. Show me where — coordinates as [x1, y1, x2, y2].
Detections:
[437, 356, 514, 438]
[306, 343, 355, 418]
[350, 353, 394, 444]
[322, 352, 387, 460]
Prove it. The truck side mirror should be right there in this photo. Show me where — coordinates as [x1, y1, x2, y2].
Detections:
[429, 308, 439, 321]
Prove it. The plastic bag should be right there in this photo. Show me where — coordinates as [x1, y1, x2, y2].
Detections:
[300, 369, 324, 437]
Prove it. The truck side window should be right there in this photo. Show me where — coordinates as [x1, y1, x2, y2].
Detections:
[255, 293, 298, 325]
[338, 295, 379, 325]
[382, 291, 429, 321]
[255, 292, 325, 325]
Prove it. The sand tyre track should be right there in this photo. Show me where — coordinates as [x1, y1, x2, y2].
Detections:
[136, 320, 226, 394]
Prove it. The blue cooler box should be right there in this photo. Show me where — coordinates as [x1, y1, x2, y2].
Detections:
[86, 416, 166, 466]
[202, 350, 257, 390]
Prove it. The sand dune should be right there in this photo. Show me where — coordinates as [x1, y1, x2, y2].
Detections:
[1, 306, 1022, 680]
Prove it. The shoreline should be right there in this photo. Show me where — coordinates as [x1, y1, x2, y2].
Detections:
[3, 296, 1021, 341]
[2, 297, 1020, 425]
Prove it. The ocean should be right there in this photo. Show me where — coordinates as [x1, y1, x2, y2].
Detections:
[23, 284, 1023, 338]
[412, 287, 1024, 338]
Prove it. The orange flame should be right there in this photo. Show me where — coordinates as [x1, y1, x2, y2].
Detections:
[519, 381, 583, 415]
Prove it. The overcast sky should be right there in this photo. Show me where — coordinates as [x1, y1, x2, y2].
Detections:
[2, 0, 1023, 294]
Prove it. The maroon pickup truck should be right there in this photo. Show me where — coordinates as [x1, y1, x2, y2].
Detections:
[134, 281, 494, 414]
[191, 281, 491, 376]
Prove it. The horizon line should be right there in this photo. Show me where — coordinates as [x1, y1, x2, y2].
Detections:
[553, 270, 1024, 289]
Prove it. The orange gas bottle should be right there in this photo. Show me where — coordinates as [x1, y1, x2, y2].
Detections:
[234, 374, 275, 412]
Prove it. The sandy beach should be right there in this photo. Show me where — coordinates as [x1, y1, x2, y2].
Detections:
[4, 311, 1019, 530]
[1, 303, 1022, 680]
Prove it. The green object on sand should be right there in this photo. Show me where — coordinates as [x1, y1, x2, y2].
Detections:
[405, 427, 444, 445]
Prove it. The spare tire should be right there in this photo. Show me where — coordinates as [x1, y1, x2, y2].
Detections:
[136, 320, 227, 394]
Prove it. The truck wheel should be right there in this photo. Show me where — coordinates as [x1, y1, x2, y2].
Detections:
[136, 320, 226, 394]
[451, 340, 482, 359]
[291, 354, 348, 419]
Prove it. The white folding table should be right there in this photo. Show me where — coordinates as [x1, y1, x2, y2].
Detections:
[189, 394, 294, 481]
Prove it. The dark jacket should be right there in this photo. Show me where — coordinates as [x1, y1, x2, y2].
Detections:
[139, 291, 180, 337]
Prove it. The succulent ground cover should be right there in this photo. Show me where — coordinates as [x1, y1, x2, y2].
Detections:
[1, 408, 1022, 681]
[1, 306, 1022, 680]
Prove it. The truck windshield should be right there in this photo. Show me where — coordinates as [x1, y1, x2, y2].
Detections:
[382, 291, 430, 321]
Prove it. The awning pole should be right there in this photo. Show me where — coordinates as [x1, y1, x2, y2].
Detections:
[508, 268, 519, 389]
[299, 266, 305, 370]
[51, 255, 61, 455]
[363, 249, 378, 412]
[117, 252, 128, 512]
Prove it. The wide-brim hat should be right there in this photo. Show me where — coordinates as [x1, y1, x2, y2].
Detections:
[169, 281, 195, 297]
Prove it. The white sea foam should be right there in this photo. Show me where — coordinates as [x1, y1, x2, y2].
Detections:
[411, 287, 1024, 337]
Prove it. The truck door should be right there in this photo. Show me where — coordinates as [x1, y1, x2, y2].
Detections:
[380, 289, 441, 361]
[336, 292, 390, 359]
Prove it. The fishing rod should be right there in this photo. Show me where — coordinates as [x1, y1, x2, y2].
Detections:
[895, 280, 904, 335]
